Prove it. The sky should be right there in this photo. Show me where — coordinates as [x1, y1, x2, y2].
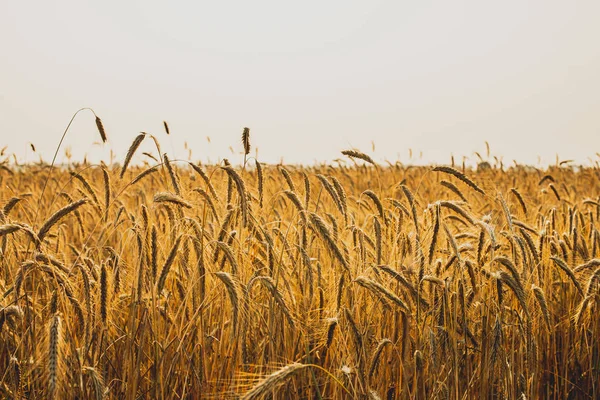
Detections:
[1, 1, 600, 166]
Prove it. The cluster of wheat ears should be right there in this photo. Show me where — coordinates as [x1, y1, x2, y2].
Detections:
[0, 111, 599, 399]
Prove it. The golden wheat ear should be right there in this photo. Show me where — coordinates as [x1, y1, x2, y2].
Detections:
[120, 133, 146, 178]
[342, 149, 376, 165]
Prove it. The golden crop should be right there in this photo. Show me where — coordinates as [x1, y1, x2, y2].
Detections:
[0, 125, 599, 399]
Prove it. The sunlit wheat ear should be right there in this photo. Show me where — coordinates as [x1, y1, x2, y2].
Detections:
[354, 276, 410, 313]
[48, 314, 61, 399]
[548, 183, 561, 201]
[248, 276, 295, 328]
[130, 165, 159, 185]
[222, 165, 248, 227]
[215, 240, 239, 275]
[69, 171, 99, 205]
[374, 216, 382, 264]
[241, 363, 310, 400]
[428, 203, 440, 264]
[584, 267, 600, 296]
[341, 149, 376, 165]
[336, 273, 346, 312]
[102, 168, 110, 219]
[163, 153, 181, 195]
[3, 196, 23, 217]
[321, 317, 338, 360]
[95, 116, 107, 143]
[283, 190, 306, 222]
[255, 160, 264, 207]
[376, 265, 427, 308]
[497, 271, 529, 318]
[510, 188, 528, 215]
[498, 191, 513, 231]
[330, 176, 348, 222]
[214, 271, 241, 340]
[432, 166, 485, 195]
[400, 185, 420, 238]
[573, 295, 592, 326]
[531, 284, 551, 331]
[0, 305, 23, 332]
[490, 316, 503, 366]
[38, 199, 88, 242]
[100, 264, 108, 324]
[302, 171, 311, 208]
[189, 162, 220, 201]
[9, 356, 21, 398]
[242, 127, 250, 155]
[440, 180, 468, 202]
[316, 174, 345, 216]
[308, 212, 349, 272]
[153, 192, 192, 209]
[156, 235, 182, 293]
[82, 366, 106, 400]
[368, 338, 392, 379]
[573, 259, 600, 273]
[0, 223, 40, 246]
[120, 133, 146, 178]
[150, 226, 158, 281]
[362, 190, 385, 220]
[278, 165, 295, 191]
[493, 256, 522, 287]
[193, 188, 220, 222]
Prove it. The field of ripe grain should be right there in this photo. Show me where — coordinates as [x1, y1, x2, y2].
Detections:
[1, 132, 599, 398]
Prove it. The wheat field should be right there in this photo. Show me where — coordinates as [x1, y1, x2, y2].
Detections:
[1, 122, 599, 399]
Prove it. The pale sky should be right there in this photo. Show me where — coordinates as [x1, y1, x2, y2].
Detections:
[1, 1, 600, 166]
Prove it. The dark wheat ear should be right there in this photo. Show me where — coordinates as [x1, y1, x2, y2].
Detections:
[95, 116, 107, 143]
[163, 121, 170, 135]
[38, 199, 88, 242]
[242, 127, 251, 155]
[342, 149, 375, 165]
[121, 133, 146, 178]
[432, 166, 486, 195]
